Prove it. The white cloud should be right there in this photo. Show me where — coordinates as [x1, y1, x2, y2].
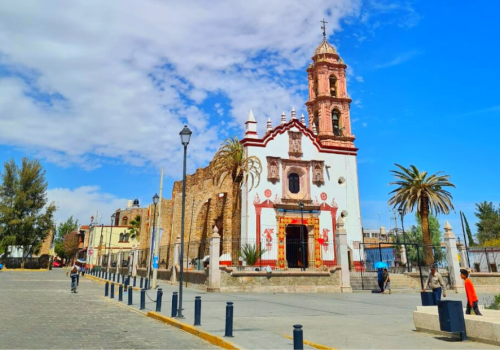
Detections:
[47, 186, 128, 226]
[0, 0, 362, 175]
[362, 122, 368, 127]
[375, 49, 423, 69]
[355, 76, 364, 82]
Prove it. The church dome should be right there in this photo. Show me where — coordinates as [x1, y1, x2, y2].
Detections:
[314, 39, 337, 55]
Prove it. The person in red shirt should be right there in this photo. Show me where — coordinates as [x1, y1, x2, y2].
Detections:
[460, 269, 482, 316]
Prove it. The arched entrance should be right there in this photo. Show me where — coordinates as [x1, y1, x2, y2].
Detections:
[285, 225, 308, 268]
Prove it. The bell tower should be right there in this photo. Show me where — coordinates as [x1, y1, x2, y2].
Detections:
[305, 22, 355, 148]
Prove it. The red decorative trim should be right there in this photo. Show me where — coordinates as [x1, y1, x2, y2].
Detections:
[254, 199, 274, 250]
[245, 131, 258, 135]
[319, 202, 338, 266]
[220, 261, 231, 266]
[240, 119, 358, 155]
[353, 261, 363, 272]
[254, 259, 276, 268]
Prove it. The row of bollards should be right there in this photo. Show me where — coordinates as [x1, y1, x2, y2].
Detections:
[97, 272, 304, 349]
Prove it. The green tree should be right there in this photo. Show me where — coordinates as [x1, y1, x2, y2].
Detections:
[462, 212, 476, 246]
[211, 136, 262, 263]
[474, 201, 500, 245]
[53, 216, 79, 260]
[0, 158, 56, 267]
[63, 231, 80, 262]
[128, 215, 141, 239]
[388, 164, 455, 266]
[405, 214, 445, 264]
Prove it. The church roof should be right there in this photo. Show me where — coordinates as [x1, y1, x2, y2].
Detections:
[314, 38, 337, 55]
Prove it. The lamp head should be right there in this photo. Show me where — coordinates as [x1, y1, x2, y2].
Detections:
[153, 193, 159, 205]
[298, 201, 304, 209]
[398, 207, 403, 215]
[179, 125, 192, 146]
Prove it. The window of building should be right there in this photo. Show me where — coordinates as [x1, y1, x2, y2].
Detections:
[314, 111, 319, 133]
[122, 216, 128, 226]
[332, 110, 341, 136]
[329, 75, 337, 97]
[288, 173, 300, 194]
[314, 78, 318, 97]
[124, 234, 129, 242]
[119, 233, 124, 242]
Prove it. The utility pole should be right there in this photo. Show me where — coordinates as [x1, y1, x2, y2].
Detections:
[152, 168, 164, 289]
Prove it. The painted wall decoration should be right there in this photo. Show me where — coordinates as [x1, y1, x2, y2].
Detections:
[263, 228, 274, 252]
[311, 160, 325, 186]
[266, 156, 281, 183]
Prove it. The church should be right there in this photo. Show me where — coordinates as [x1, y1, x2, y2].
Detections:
[238, 34, 363, 270]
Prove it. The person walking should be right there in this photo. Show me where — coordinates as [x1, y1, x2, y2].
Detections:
[422, 264, 446, 302]
[377, 268, 384, 293]
[382, 268, 391, 294]
[461, 269, 482, 315]
[70, 264, 80, 293]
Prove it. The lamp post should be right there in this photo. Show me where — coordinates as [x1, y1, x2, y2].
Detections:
[298, 201, 306, 271]
[147, 193, 159, 284]
[178, 125, 192, 318]
[398, 208, 411, 272]
[108, 213, 116, 272]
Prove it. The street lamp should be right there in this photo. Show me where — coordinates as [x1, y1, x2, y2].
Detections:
[397, 207, 411, 272]
[147, 193, 160, 285]
[178, 125, 192, 318]
[108, 213, 116, 273]
[298, 201, 306, 271]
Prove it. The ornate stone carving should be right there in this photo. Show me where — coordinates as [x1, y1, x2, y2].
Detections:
[266, 156, 281, 183]
[311, 160, 325, 186]
[288, 131, 303, 159]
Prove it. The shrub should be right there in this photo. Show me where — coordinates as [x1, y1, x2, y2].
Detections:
[240, 244, 266, 266]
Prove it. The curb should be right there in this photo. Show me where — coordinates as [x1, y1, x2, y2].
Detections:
[1, 268, 49, 272]
[283, 334, 338, 350]
[147, 311, 239, 350]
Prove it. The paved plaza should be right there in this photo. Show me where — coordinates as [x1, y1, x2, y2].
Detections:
[0, 269, 217, 349]
[1, 269, 499, 350]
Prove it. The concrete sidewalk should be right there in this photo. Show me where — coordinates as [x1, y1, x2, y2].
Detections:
[91, 276, 499, 349]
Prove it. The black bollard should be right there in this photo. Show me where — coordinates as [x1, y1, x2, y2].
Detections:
[113, 273, 116, 282]
[105, 282, 109, 296]
[118, 284, 123, 301]
[125, 276, 129, 288]
[145, 278, 149, 290]
[140, 289, 146, 310]
[110, 283, 115, 299]
[133, 276, 137, 287]
[140, 277, 143, 289]
[293, 325, 304, 350]
[224, 302, 234, 337]
[194, 296, 201, 326]
[171, 292, 178, 317]
[128, 286, 133, 305]
[156, 288, 163, 312]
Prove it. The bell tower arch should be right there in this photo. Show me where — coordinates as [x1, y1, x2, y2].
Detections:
[305, 28, 355, 148]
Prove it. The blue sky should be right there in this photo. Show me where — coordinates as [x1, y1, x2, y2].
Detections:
[0, 1, 498, 241]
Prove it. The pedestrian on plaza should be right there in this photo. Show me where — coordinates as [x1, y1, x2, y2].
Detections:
[382, 268, 391, 294]
[69, 264, 80, 293]
[460, 269, 482, 315]
[377, 268, 384, 293]
[81, 264, 86, 277]
[422, 264, 446, 302]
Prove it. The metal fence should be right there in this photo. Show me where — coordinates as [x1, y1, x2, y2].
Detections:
[467, 247, 500, 272]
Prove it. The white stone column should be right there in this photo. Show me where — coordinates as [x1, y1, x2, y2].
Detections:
[400, 245, 407, 265]
[171, 235, 181, 283]
[208, 226, 221, 292]
[458, 243, 469, 268]
[132, 250, 138, 277]
[444, 221, 465, 294]
[116, 250, 122, 274]
[336, 216, 352, 293]
[307, 230, 315, 269]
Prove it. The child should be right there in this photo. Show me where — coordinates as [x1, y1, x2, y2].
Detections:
[70, 264, 80, 293]
[460, 269, 482, 316]
[382, 268, 391, 294]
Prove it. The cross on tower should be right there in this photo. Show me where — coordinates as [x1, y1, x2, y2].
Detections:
[320, 18, 328, 39]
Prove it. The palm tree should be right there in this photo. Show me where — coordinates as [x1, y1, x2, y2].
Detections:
[211, 136, 262, 263]
[128, 215, 141, 240]
[388, 164, 455, 266]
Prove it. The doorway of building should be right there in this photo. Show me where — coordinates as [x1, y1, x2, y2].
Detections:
[285, 225, 308, 268]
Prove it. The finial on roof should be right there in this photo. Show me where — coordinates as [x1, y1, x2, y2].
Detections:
[321, 18, 328, 39]
[247, 109, 256, 122]
[300, 113, 306, 124]
[266, 117, 272, 133]
[291, 107, 296, 119]
[281, 111, 286, 124]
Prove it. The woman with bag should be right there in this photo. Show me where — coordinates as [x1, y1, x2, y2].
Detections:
[70, 264, 80, 293]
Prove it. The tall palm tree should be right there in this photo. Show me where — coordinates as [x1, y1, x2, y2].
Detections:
[211, 136, 262, 263]
[388, 164, 455, 266]
[128, 215, 141, 240]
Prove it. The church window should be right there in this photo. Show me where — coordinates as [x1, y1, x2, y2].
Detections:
[329, 75, 337, 97]
[119, 233, 124, 242]
[122, 216, 128, 226]
[288, 173, 300, 194]
[314, 78, 318, 97]
[332, 110, 341, 136]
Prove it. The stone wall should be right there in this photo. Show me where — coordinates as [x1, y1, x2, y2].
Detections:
[219, 267, 341, 293]
[470, 273, 500, 292]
